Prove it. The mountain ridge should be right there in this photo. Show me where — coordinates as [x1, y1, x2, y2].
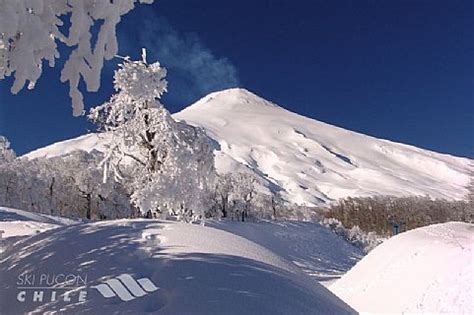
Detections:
[24, 88, 471, 205]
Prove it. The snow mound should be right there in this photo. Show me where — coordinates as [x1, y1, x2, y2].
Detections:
[0, 207, 78, 254]
[0, 207, 77, 226]
[210, 220, 364, 285]
[24, 88, 471, 205]
[0, 221, 57, 240]
[0, 207, 76, 240]
[0, 219, 355, 314]
[330, 222, 474, 314]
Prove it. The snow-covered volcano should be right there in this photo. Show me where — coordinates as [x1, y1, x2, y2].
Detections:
[25, 88, 471, 205]
[175, 89, 471, 204]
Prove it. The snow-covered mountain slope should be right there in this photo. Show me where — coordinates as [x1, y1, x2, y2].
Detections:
[330, 222, 474, 314]
[0, 217, 355, 314]
[25, 133, 108, 160]
[175, 89, 471, 204]
[25, 88, 471, 205]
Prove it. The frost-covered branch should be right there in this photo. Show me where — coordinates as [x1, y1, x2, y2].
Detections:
[0, 0, 153, 116]
[0, 136, 16, 163]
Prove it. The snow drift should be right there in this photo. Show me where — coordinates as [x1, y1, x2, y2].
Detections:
[331, 222, 474, 314]
[0, 215, 355, 314]
[24, 88, 471, 206]
[209, 220, 364, 284]
[0, 207, 75, 240]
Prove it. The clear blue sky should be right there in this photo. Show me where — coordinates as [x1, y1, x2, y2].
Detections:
[0, 0, 472, 157]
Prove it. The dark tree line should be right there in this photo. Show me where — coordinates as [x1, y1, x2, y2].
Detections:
[324, 195, 473, 236]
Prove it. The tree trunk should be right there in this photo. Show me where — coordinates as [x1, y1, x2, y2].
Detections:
[221, 194, 228, 218]
[86, 193, 91, 220]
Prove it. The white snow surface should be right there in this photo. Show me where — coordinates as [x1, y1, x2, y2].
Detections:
[0, 207, 77, 226]
[0, 214, 355, 314]
[0, 207, 77, 256]
[174, 89, 471, 204]
[24, 88, 471, 205]
[331, 222, 474, 314]
[24, 133, 109, 160]
[209, 220, 363, 285]
[0, 206, 75, 239]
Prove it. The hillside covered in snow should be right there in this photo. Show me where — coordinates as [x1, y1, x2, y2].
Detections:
[25, 88, 471, 206]
[1, 206, 472, 314]
[0, 207, 356, 314]
[331, 222, 473, 314]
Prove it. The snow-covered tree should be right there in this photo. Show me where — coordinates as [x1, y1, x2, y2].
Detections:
[0, 150, 133, 219]
[213, 173, 234, 218]
[0, 0, 153, 116]
[212, 172, 291, 221]
[132, 123, 217, 222]
[0, 135, 16, 163]
[54, 151, 133, 219]
[212, 172, 260, 221]
[320, 217, 382, 253]
[228, 173, 257, 221]
[467, 163, 474, 205]
[89, 51, 169, 179]
[89, 52, 217, 221]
